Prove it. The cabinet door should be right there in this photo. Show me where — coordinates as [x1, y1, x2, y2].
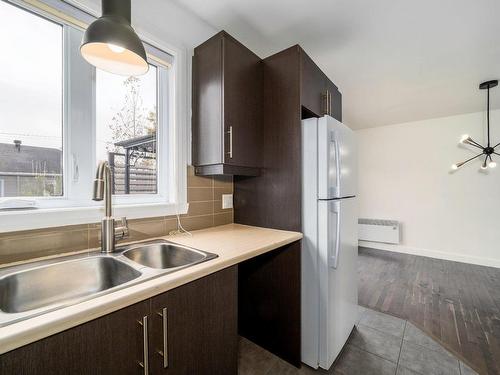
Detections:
[301, 50, 327, 117]
[0, 301, 150, 375]
[192, 31, 262, 175]
[326, 80, 342, 122]
[150, 266, 238, 375]
[192, 35, 224, 166]
[223, 36, 262, 168]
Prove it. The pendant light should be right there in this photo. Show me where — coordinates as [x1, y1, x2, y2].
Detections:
[451, 80, 499, 170]
[80, 0, 148, 76]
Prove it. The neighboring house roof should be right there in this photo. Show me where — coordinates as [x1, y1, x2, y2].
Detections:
[0, 143, 62, 174]
[114, 134, 156, 153]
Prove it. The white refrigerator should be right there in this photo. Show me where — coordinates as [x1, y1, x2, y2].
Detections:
[301, 115, 358, 370]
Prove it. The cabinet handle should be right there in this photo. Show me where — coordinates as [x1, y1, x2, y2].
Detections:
[328, 90, 332, 116]
[138, 316, 149, 375]
[324, 89, 332, 116]
[156, 308, 169, 368]
[322, 91, 328, 116]
[330, 89, 333, 117]
[325, 89, 329, 116]
[226, 126, 233, 159]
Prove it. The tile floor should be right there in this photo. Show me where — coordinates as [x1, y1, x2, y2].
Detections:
[238, 305, 479, 375]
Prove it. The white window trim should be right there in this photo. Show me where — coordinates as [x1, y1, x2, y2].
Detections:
[0, 0, 189, 233]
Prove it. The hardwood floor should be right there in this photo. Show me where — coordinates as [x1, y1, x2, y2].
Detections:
[358, 247, 500, 375]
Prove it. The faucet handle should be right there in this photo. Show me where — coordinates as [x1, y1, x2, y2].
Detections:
[119, 216, 128, 228]
[115, 216, 129, 240]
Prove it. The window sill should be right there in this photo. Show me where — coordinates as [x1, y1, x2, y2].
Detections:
[0, 201, 188, 233]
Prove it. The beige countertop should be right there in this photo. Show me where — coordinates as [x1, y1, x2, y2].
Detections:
[0, 224, 302, 354]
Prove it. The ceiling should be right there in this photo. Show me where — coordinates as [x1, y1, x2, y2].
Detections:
[172, 0, 500, 129]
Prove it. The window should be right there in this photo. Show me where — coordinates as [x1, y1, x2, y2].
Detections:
[96, 66, 158, 195]
[0, 0, 187, 231]
[0, 1, 63, 197]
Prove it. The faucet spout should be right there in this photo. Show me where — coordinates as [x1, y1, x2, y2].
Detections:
[92, 161, 113, 218]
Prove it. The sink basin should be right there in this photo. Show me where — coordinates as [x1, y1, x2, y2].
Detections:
[0, 257, 141, 314]
[0, 240, 217, 326]
[123, 242, 213, 269]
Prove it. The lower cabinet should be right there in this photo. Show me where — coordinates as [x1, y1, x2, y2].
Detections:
[0, 266, 238, 375]
[150, 266, 238, 375]
[0, 300, 150, 375]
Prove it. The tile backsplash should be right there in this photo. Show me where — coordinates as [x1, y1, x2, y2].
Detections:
[0, 166, 233, 266]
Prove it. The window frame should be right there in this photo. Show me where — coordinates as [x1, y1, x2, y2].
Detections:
[0, 0, 188, 232]
[93, 62, 168, 205]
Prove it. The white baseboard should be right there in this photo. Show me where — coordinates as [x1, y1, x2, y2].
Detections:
[358, 241, 500, 269]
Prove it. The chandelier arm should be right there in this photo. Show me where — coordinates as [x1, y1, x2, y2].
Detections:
[458, 153, 484, 167]
[493, 152, 500, 157]
[465, 138, 484, 148]
[492, 142, 500, 149]
[464, 142, 484, 150]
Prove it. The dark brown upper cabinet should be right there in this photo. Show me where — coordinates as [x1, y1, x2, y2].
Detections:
[192, 31, 262, 176]
[300, 51, 327, 118]
[326, 79, 342, 122]
[300, 50, 342, 121]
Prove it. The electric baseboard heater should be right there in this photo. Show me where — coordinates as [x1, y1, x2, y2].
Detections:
[358, 218, 400, 244]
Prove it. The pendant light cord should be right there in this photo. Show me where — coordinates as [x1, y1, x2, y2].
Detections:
[487, 86, 491, 147]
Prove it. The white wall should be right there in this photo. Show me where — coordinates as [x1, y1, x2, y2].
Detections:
[72, 0, 216, 49]
[357, 109, 500, 268]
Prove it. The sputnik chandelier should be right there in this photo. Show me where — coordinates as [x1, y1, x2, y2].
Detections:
[452, 80, 499, 171]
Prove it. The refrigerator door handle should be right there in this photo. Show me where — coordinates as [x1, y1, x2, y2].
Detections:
[330, 200, 341, 269]
[329, 130, 341, 197]
[334, 137, 341, 197]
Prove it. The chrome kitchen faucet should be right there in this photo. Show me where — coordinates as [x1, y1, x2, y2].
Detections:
[92, 161, 129, 252]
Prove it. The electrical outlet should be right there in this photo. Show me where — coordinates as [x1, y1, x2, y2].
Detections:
[222, 194, 233, 209]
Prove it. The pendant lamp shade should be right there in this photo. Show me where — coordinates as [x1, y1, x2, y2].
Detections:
[81, 0, 148, 76]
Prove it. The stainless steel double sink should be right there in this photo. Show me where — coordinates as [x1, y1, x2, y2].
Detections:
[0, 240, 217, 327]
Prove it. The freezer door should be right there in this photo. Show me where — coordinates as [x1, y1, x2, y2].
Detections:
[317, 197, 358, 369]
[318, 116, 357, 199]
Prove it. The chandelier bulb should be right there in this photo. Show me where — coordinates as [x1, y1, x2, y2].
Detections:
[459, 134, 470, 144]
[489, 161, 497, 168]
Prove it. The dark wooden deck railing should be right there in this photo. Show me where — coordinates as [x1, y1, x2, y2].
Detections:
[108, 152, 157, 194]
